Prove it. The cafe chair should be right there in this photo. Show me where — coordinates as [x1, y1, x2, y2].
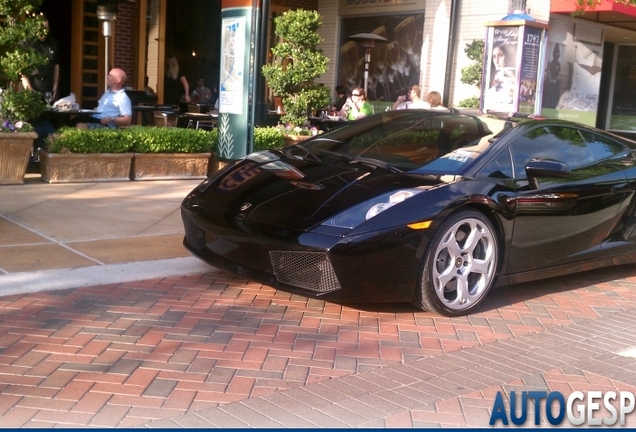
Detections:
[187, 104, 203, 114]
[187, 118, 214, 130]
[154, 111, 176, 128]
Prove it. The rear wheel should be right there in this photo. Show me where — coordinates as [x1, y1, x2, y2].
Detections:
[414, 209, 499, 316]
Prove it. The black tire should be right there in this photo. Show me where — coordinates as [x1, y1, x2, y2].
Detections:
[414, 209, 499, 316]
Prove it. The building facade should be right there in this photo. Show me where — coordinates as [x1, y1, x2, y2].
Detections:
[52, 0, 636, 136]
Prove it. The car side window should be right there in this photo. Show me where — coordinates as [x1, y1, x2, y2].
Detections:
[480, 148, 513, 179]
[510, 126, 595, 179]
[579, 130, 628, 160]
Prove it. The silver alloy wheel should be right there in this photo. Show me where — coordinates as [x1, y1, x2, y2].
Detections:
[432, 216, 497, 312]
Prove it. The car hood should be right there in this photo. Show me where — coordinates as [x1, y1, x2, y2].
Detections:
[197, 151, 443, 232]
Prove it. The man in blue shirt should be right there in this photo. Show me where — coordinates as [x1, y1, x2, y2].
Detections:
[77, 68, 132, 129]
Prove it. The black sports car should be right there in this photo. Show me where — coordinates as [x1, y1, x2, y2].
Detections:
[182, 110, 636, 315]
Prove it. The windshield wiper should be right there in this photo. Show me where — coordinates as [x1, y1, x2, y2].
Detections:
[316, 149, 402, 173]
[350, 156, 403, 173]
[284, 144, 320, 162]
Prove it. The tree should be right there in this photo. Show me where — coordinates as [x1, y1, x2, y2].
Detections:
[575, 0, 636, 10]
[0, 0, 47, 127]
[262, 9, 331, 129]
[457, 40, 484, 108]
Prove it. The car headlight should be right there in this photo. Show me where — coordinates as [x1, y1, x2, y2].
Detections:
[322, 189, 423, 229]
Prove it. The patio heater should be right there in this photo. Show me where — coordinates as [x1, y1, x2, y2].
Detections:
[348, 33, 388, 95]
[97, 0, 118, 93]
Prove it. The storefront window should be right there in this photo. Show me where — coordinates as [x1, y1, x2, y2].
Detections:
[608, 44, 636, 132]
[338, 14, 423, 103]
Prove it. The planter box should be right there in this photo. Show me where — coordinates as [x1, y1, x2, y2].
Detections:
[131, 152, 211, 181]
[283, 134, 311, 147]
[208, 153, 229, 177]
[39, 151, 134, 183]
[0, 132, 37, 185]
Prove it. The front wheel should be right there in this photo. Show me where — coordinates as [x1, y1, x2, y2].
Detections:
[414, 209, 499, 316]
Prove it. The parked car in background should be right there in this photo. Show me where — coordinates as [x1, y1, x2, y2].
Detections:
[182, 110, 636, 315]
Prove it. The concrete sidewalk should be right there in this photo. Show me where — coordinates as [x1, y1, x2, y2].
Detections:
[0, 175, 212, 296]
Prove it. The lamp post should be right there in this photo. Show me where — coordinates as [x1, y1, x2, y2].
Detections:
[97, 0, 118, 93]
[348, 33, 388, 95]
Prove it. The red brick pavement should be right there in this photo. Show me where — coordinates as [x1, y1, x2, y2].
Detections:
[1, 265, 636, 427]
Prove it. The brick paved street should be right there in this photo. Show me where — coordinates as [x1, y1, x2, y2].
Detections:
[1, 264, 636, 427]
[2, 179, 636, 427]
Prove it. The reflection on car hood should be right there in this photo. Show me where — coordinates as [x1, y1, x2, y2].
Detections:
[199, 152, 442, 231]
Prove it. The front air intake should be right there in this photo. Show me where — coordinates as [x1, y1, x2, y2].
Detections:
[269, 251, 341, 293]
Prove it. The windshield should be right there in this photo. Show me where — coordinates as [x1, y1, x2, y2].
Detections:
[301, 112, 511, 174]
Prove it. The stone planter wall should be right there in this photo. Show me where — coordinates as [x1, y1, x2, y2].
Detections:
[0, 132, 37, 185]
[283, 135, 311, 148]
[131, 153, 211, 180]
[208, 153, 229, 177]
[39, 151, 134, 183]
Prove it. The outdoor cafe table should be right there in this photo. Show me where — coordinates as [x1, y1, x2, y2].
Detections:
[176, 111, 218, 129]
[43, 108, 97, 129]
[308, 115, 349, 132]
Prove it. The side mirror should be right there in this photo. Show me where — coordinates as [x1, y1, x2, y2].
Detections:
[525, 158, 570, 189]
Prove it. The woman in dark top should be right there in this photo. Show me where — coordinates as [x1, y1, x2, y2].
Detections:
[332, 85, 347, 112]
[164, 56, 191, 107]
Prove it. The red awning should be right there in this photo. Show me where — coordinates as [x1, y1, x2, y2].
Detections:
[551, 0, 636, 31]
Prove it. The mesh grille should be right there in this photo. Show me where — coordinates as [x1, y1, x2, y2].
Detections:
[269, 251, 341, 293]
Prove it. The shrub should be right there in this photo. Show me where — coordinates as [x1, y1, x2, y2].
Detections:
[207, 126, 284, 153]
[46, 127, 131, 153]
[457, 96, 480, 108]
[458, 40, 484, 109]
[254, 126, 285, 151]
[124, 126, 214, 153]
[0, 0, 49, 124]
[46, 126, 215, 154]
[261, 9, 331, 128]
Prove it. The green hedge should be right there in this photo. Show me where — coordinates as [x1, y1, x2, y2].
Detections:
[46, 126, 215, 154]
[124, 126, 214, 153]
[46, 125, 286, 155]
[46, 127, 131, 153]
[207, 126, 285, 152]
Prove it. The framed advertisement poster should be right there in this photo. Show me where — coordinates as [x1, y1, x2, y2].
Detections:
[482, 26, 519, 113]
[481, 19, 549, 116]
[518, 26, 542, 113]
[220, 16, 246, 116]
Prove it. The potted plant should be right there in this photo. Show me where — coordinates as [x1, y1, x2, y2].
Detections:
[39, 126, 215, 182]
[261, 9, 331, 143]
[126, 126, 214, 180]
[0, 0, 48, 184]
[39, 127, 134, 183]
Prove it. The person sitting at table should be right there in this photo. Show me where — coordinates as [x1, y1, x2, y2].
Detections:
[392, 85, 430, 110]
[426, 90, 449, 111]
[191, 76, 212, 104]
[340, 87, 373, 120]
[76, 68, 132, 130]
[331, 85, 347, 113]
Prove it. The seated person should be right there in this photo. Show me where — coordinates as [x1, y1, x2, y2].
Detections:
[191, 76, 212, 104]
[76, 68, 132, 130]
[332, 85, 347, 112]
[340, 87, 373, 120]
[392, 85, 430, 110]
[426, 91, 449, 111]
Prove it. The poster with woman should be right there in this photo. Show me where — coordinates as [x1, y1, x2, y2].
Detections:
[483, 27, 519, 113]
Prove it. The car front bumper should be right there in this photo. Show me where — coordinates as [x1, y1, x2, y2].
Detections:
[181, 204, 429, 304]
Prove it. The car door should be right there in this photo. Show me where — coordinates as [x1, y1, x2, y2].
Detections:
[504, 125, 629, 274]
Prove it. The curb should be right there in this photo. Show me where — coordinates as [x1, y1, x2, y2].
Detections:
[0, 257, 213, 296]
